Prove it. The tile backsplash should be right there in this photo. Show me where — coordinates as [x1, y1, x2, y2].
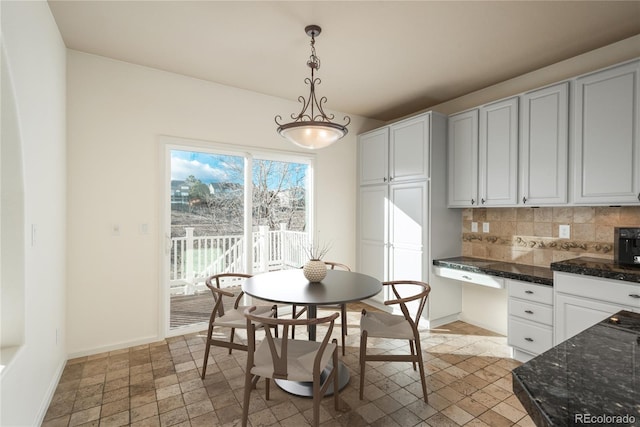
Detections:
[461, 206, 640, 267]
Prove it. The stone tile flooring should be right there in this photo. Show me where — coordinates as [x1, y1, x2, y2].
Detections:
[43, 307, 535, 426]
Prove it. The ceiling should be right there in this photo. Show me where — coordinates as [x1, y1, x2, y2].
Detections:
[48, 1, 640, 122]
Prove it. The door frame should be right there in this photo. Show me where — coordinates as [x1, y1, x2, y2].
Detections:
[159, 135, 315, 338]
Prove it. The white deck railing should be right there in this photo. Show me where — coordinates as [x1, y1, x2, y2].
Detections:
[170, 224, 308, 294]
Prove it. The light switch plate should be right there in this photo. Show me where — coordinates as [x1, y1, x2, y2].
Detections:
[559, 224, 570, 239]
[482, 222, 490, 233]
[471, 222, 478, 232]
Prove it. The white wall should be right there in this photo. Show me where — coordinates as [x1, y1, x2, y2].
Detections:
[460, 285, 508, 335]
[0, 1, 67, 425]
[430, 34, 640, 116]
[66, 51, 379, 356]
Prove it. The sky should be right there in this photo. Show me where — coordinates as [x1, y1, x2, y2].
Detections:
[171, 149, 308, 189]
[171, 150, 243, 184]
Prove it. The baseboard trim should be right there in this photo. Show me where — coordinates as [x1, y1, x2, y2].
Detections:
[35, 356, 66, 426]
[458, 314, 507, 336]
[427, 313, 460, 330]
[67, 334, 162, 359]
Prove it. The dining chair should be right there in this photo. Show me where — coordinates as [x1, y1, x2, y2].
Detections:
[242, 306, 340, 427]
[292, 261, 351, 355]
[359, 280, 431, 403]
[201, 273, 277, 379]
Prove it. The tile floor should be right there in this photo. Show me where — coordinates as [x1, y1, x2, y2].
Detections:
[43, 307, 535, 426]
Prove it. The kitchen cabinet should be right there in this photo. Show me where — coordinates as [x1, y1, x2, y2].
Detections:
[447, 109, 479, 207]
[358, 128, 388, 186]
[447, 97, 518, 207]
[358, 112, 462, 325]
[479, 97, 519, 206]
[519, 82, 569, 205]
[507, 280, 553, 362]
[573, 60, 640, 205]
[554, 271, 640, 344]
[358, 115, 429, 186]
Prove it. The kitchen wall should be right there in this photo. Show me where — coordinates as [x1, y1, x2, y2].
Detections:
[66, 51, 379, 357]
[0, 1, 67, 425]
[461, 206, 640, 267]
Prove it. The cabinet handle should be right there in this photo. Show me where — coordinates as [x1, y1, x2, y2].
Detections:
[383, 177, 387, 182]
[481, 198, 486, 204]
[389, 176, 394, 181]
[629, 294, 640, 299]
[471, 198, 475, 205]
[637, 193, 640, 202]
[522, 196, 527, 204]
[524, 337, 534, 342]
[524, 310, 534, 314]
[462, 275, 473, 281]
[525, 290, 534, 294]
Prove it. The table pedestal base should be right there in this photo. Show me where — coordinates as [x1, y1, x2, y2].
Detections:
[274, 360, 350, 397]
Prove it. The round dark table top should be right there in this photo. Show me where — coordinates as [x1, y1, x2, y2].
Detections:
[242, 269, 382, 306]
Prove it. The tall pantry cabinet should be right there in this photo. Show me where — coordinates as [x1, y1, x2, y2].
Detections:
[357, 112, 462, 326]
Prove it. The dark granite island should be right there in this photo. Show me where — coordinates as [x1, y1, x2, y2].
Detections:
[512, 310, 640, 426]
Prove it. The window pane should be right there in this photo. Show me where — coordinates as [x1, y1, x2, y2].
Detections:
[170, 149, 244, 329]
[252, 159, 309, 272]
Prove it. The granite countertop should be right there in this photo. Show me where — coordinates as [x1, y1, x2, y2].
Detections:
[433, 256, 554, 286]
[551, 256, 640, 283]
[512, 310, 640, 427]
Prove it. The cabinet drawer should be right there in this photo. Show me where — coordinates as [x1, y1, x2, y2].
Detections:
[508, 317, 553, 355]
[508, 280, 553, 305]
[554, 272, 640, 308]
[434, 267, 504, 289]
[509, 299, 553, 326]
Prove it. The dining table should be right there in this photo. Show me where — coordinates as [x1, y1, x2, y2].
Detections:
[242, 268, 382, 396]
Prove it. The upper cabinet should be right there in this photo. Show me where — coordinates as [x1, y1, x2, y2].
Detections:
[447, 97, 519, 208]
[573, 60, 640, 205]
[447, 110, 479, 207]
[479, 97, 519, 206]
[358, 128, 389, 186]
[447, 58, 640, 207]
[359, 114, 430, 186]
[389, 115, 430, 183]
[520, 82, 569, 205]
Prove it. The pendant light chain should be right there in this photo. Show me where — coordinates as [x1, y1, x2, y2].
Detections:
[275, 25, 350, 149]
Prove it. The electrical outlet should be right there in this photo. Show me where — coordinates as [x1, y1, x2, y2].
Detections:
[139, 223, 149, 235]
[483, 222, 490, 233]
[559, 224, 571, 239]
[471, 222, 478, 232]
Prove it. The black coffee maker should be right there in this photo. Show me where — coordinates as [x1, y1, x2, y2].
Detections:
[614, 227, 640, 266]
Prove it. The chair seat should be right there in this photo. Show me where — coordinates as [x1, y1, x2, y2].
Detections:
[360, 311, 414, 339]
[251, 338, 337, 382]
[214, 305, 273, 328]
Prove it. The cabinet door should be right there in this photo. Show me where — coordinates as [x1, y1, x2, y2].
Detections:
[390, 114, 430, 183]
[448, 110, 479, 207]
[554, 293, 631, 345]
[358, 128, 389, 186]
[574, 60, 640, 204]
[389, 181, 427, 315]
[389, 181, 427, 282]
[479, 97, 519, 206]
[358, 185, 388, 304]
[520, 83, 569, 205]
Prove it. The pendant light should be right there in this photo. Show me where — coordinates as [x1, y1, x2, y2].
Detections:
[275, 25, 350, 149]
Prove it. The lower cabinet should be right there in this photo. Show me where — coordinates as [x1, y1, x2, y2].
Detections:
[553, 272, 640, 345]
[507, 279, 554, 362]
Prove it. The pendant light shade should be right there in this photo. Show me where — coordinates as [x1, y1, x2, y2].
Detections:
[275, 25, 350, 149]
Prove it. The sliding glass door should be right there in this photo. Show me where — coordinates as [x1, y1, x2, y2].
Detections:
[163, 139, 313, 334]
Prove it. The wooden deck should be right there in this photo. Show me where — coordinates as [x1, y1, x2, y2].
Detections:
[170, 289, 376, 329]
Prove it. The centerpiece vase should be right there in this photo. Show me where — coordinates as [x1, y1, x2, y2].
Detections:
[303, 259, 327, 282]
